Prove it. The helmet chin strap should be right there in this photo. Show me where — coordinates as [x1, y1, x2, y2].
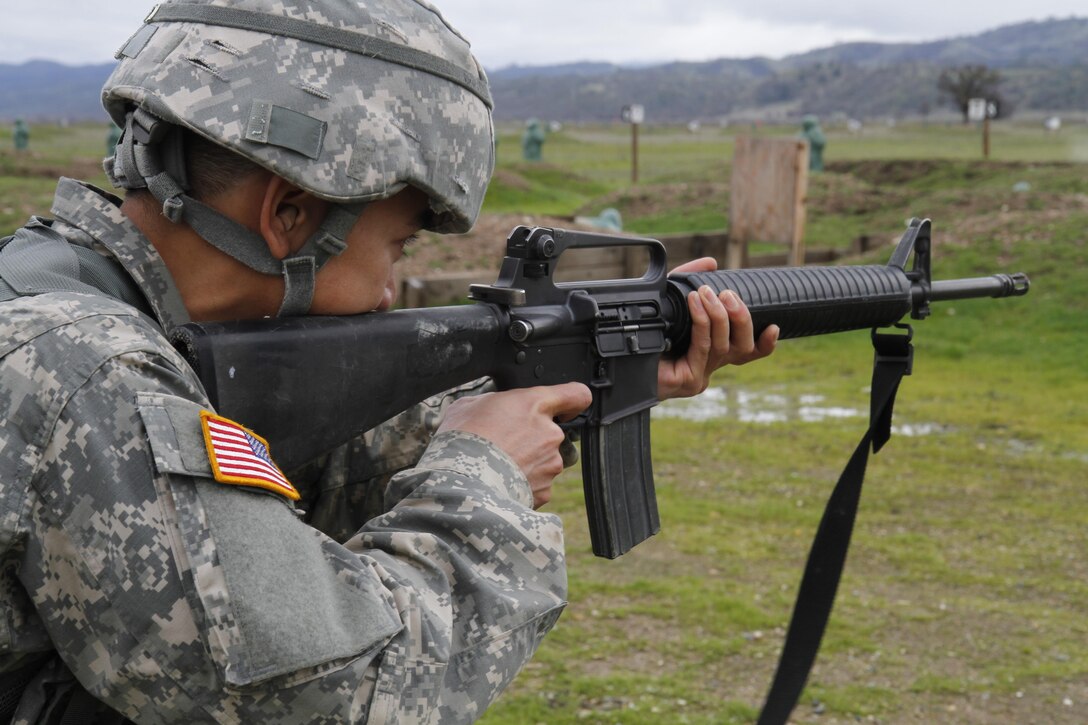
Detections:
[108, 110, 365, 316]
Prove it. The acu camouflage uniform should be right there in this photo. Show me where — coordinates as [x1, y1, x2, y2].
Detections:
[2, 2, 566, 719]
[1, 2, 568, 722]
[0, 177, 567, 723]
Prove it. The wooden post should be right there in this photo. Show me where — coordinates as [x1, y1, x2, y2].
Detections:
[725, 235, 747, 270]
[788, 143, 808, 268]
[621, 104, 644, 185]
[983, 116, 991, 159]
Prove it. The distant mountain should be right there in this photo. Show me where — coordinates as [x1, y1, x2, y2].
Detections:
[486, 17, 1088, 122]
[1, 18, 1086, 124]
[0, 61, 115, 122]
[781, 17, 1088, 69]
[489, 62, 625, 80]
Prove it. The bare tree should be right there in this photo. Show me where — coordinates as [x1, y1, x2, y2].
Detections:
[938, 65, 1005, 123]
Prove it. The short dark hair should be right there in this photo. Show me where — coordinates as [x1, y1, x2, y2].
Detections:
[183, 130, 264, 201]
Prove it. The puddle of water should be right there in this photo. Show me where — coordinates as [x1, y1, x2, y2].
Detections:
[892, 423, 952, 437]
[979, 437, 1088, 463]
[653, 387, 861, 424]
[655, 389, 1088, 457]
[653, 386, 949, 437]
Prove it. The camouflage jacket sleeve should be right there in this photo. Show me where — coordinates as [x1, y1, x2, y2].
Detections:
[293, 378, 497, 542]
[5, 293, 565, 724]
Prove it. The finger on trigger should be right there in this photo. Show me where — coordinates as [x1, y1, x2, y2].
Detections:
[545, 382, 593, 421]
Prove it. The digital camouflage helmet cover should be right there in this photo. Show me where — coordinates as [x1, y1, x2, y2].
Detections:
[103, 0, 495, 314]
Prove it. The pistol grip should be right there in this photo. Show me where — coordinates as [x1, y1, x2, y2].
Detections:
[580, 409, 661, 558]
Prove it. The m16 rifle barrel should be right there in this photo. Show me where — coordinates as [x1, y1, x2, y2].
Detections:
[923, 273, 1030, 302]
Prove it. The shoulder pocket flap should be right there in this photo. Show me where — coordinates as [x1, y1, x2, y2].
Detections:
[135, 392, 214, 479]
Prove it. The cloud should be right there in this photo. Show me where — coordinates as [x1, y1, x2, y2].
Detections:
[4, 0, 152, 64]
[437, 0, 1088, 67]
[721, 0, 1088, 36]
[4, 0, 1087, 69]
[443, 3, 887, 67]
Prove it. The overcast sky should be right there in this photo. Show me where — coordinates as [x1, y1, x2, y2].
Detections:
[4, 1, 1085, 69]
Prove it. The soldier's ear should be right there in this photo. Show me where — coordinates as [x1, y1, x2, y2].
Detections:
[258, 175, 329, 260]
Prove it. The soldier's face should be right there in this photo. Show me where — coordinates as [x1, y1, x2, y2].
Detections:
[307, 186, 429, 315]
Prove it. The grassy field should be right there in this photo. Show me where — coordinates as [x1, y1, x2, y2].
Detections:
[484, 122, 1088, 723]
[2, 119, 1086, 723]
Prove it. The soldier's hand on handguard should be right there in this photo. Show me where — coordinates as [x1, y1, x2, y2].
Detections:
[436, 382, 593, 509]
[658, 257, 779, 400]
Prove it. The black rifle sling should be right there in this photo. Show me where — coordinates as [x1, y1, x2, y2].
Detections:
[756, 326, 913, 725]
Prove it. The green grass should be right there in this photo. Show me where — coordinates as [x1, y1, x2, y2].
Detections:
[0, 121, 115, 234]
[483, 161, 611, 215]
[479, 122, 1087, 724]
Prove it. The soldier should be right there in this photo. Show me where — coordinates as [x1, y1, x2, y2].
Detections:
[521, 118, 546, 161]
[13, 119, 30, 152]
[800, 114, 827, 172]
[0, 1, 776, 723]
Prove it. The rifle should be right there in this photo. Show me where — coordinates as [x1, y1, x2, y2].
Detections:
[170, 218, 1028, 560]
[170, 216, 1029, 724]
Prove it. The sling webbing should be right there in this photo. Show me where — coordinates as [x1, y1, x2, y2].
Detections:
[757, 325, 913, 725]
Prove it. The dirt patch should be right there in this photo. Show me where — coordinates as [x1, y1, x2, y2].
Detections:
[489, 168, 535, 192]
[808, 171, 909, 216]
[578, 181, 728, 220]
[824, 159, 949, 186]
[0, 155, 105, 182]
[930, 199, 1088, 269]
[825, 159, 1079, 189]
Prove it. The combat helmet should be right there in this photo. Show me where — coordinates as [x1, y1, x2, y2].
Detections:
[103, 0, 495, 315]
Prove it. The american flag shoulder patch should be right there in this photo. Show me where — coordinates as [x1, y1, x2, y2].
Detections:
[199, 411, 300, 501]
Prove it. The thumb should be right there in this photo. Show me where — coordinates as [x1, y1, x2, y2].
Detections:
[669, 256, 717, 275]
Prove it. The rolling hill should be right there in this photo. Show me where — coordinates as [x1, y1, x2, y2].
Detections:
[1, 17, 1085, 124]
